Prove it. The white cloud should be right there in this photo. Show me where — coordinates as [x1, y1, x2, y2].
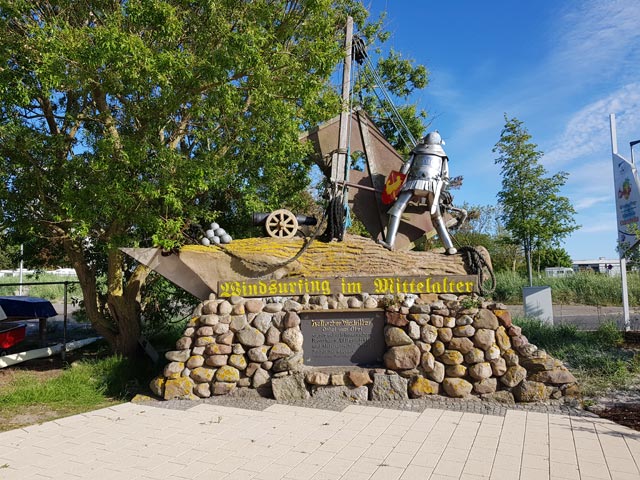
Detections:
[543, 83, 640, 167]
[573, 195, 611, 210]
[550, 1, 640, 84]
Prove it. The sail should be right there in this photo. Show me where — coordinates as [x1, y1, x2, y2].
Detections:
[613, 151, 640, 248]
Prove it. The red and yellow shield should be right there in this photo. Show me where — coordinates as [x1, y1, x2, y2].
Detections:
[381, 170, 406, 204]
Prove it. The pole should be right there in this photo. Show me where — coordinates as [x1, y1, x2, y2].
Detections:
[331, 16, 353, 187]
[18, 244, 23, 295]
[62, 281, 68, 361]
[610, 114, 631, 329]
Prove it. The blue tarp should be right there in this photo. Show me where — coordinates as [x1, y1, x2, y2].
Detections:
[0, 296, 57, 319]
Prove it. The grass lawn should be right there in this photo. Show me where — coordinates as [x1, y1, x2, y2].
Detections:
[0, 342, 155, 432]
[515, 318, 640, 397]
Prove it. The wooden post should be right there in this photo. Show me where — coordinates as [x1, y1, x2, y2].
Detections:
[330, 16, 353, 186]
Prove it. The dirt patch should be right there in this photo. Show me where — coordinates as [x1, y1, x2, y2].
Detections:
[0, 405, 65, 431]
[597, 404, 640, 431]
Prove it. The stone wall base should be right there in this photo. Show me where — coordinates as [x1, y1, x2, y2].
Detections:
[150, 292, 579, 404]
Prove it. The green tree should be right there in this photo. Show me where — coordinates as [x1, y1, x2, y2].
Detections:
[534, 246, 573, 272]
[493, 116, 579, 285]
[353, 49, 428, 154]
[0, 0, 381, 355]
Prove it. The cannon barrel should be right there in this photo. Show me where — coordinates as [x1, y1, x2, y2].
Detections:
[252, 212, 318, 226]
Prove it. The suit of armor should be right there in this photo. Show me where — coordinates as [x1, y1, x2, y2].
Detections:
[380, 132, 457, 254]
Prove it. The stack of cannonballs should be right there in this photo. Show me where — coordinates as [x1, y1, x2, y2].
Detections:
[200, 222, 232, 246]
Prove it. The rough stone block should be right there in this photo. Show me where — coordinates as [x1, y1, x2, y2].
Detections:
[385, 326, 414, 346]
[473, 328, 495, 350]
[228, 354, 248, 370]
[473, 377, 497, 395]
[281, 328, 303, 352]
[408, 376, 440, 398]
[348, 370, 372, 387]
[311, 385, 368, 402]
[175, 337, 192, 350]
[212, 381, 236, 395]
[149, 376, 165, 397]
[205, 354, 228, 367]
[215, 365, 240, 383]
[272, 373, 309, 400]
[445, 364, 467, 378]
[248, 345, 270, 363]
[440, 350, 464, 365]
[383, 344, 420, 370]
[448, 337, 474, 354]
[426, 361, 445, 383]
[284, 311, 301, 328]
[370, 373, 408, 401]
[437, 327, 453, 343]
[473, 309, 499, 329]
[306, 371, 330, 385]
[452, 325, 475, 337]
[190, 367, 217, 383]
[513, 380, 550, 402]
[163, 361, 184, 379]
[245, 299, 265, 313]
[481, 391, 515, 405]
[442, 378, 473, 398]
[186, 355, 205, 369]
[420, 324, 438, 343]
[500, 365, 527, 388]
[194, 383, 211, 398]
[469, 362, 493, 381]
[165, 350, 190, 362]
[529, 368, 576, 385]
[236, 326, 265, 347]
[252, 368, 271, 388]
[493, 309, 513, 327]
[205, 344, 232, 355]
[164, 377, 195, 400]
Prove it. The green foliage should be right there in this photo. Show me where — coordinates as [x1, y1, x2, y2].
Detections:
[459, 297, 482, 309]
[492, 270, 640, 306]
[0, 236, 19, 270]
[515, 318, 638, 395]
[534, 246, 573, 270]
[0, 351, 152, 409]
[493, 116, 579, 283]
[139, 273, 197, 341]
[0, 0, 388, 353]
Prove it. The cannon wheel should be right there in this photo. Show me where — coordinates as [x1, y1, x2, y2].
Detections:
[265, 209, 299, 239]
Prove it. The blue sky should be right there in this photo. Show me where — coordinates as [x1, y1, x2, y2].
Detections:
[360, 0, 640, 261]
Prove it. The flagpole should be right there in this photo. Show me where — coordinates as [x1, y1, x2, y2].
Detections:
[610, 113, 631, 331]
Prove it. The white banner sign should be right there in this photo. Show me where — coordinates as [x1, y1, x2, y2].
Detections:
[613, 152, 640, 248]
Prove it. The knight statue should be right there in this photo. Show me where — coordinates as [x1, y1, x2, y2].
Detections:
[379, 131, 457, 254]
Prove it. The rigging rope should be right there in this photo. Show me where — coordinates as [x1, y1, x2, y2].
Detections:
[353, 38, 418, 149]
[456, 244, 497, 296]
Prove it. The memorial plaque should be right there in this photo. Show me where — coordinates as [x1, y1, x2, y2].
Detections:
[300, 310, 385, 366]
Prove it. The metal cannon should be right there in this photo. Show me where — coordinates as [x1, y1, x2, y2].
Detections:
[252, 209, 318, 239]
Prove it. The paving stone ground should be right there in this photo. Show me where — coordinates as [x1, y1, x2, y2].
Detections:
[0, 397, 638, 480]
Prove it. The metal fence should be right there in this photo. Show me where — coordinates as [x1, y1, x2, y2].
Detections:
[0, 281, 81, 357]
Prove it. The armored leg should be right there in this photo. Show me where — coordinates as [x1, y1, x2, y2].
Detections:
[432, 210, 457, 255]
[378, 191, 412, 250]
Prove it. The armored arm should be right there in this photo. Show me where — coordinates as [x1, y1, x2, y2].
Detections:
[400, 153, 413, 175]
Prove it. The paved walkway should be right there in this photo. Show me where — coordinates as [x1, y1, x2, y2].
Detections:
[1, 401, 639, 480]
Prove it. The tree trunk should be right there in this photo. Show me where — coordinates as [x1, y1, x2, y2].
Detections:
[525, 248, 533, 287]
[64, 239, 149, 357]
